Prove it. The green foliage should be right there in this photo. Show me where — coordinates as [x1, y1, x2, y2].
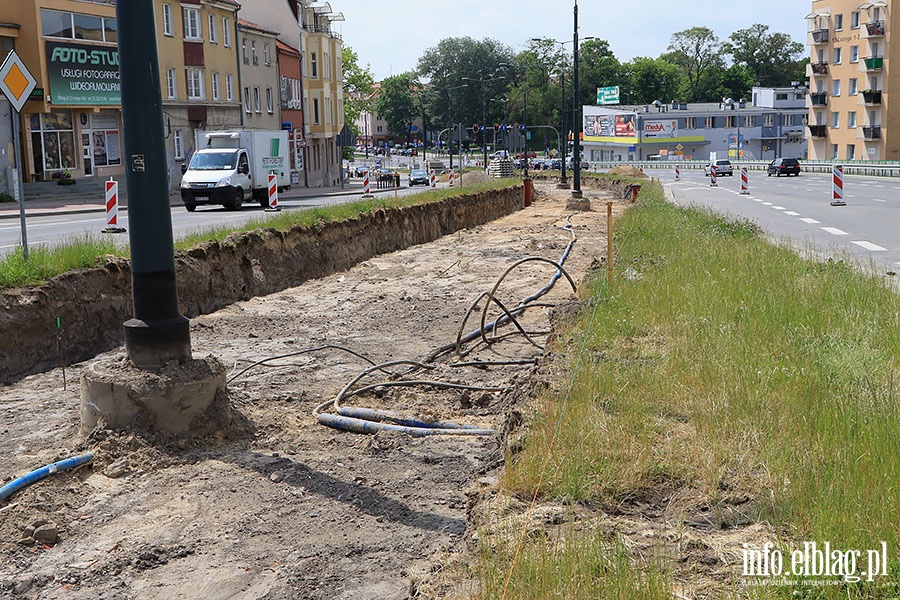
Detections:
[621, 57, 683, 104]
[725, 24, 807, 88]
[666, 26, 725, 102]
[374, 72, 419, 141]
[342, 45, 376, 135]
[0, 192, 15, 203]
[0, 235, 125, 289]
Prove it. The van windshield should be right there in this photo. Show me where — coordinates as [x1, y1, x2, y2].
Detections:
[188, 151, 238, 171]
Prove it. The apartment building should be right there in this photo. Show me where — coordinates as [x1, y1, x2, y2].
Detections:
[236, 0, 344, 188]
[237, 19, 280, 131]
[806, 0, 897, 160]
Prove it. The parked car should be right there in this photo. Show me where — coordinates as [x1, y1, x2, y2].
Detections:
[353, 164, 368, 177]
[767, 157, 801, 177]
[408, 169, 429, 186]
[705, 159, 733, 176]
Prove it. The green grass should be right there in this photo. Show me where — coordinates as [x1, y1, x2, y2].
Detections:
[488, 181, 900, 598]
[0, 179, 519, 289]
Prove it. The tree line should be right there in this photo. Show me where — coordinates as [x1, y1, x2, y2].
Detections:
[344, 24, 808, 146]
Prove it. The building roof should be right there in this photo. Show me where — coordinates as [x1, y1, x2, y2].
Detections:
[237, 18, 280, 36]
[275, 39, 301, 58]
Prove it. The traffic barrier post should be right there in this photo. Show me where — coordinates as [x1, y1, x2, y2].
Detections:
[102, 178, 125, 233]
[710, 165, 718, 187]
[265, 173, 281, 212]
[448, 169, 455, 187]
[430, 170, 436, 189]
[675, 165, 681, 181]
[740, 167, 749, 194]
[831, 165, 846, 206]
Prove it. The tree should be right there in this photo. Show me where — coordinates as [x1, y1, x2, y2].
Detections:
[342, 46, 375, 135]
[577, 39, 621, 109]
[375, 72, 419, 143]
[724, 24, 806, 88]
[621, 57, 683, 105]
[667, 27, 724, 102]
[416, 37, 516, 129]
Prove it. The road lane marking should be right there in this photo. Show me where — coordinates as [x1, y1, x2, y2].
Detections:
[800, 218, 820, 224]
[873, 198, 886, 202]
[772, 206, 786, 210]
[822, 227, 848, 236]
[852, 241, 886, 251]
[761, 202, 773, 206]
[785, 211, 800, 216]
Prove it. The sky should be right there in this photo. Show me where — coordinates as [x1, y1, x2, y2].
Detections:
[327, 0, 811, 81]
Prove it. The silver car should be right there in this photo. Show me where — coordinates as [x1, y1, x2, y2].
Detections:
[705, 159, 734, 176]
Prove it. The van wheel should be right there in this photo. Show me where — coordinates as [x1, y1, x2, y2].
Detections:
[185, 202, 197, 212]
[227, 188, 243, 210]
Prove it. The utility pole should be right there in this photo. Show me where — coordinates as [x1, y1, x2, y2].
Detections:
[572, 0, 583, 198]
[117, 0, 191, 368]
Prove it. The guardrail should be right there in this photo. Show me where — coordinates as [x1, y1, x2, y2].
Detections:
[583, 160, 900, 178]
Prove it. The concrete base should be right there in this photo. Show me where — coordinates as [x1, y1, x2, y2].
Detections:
[566, 191, 591, 211]
[80, 355, 226, 435]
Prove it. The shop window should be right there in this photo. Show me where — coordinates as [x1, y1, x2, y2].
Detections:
[91, 110, 121, 167]
[29, 111, 76, 177]
[41, 10, 73, 38]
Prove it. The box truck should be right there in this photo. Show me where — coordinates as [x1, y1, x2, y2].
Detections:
[180, 130, 290, 211]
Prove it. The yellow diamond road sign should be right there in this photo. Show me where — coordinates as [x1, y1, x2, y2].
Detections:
[0, 50, 37, 113]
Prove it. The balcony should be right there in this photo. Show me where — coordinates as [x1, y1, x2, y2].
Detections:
[809, 62, 829, 75]
[862, 125, 882, 140]
[866, 20, 885, 37]
[808, 124, 828, 138]
[811, 29, 830, 44]
[864, 56, 884, 70]
[862, 90, 882, 104]
[809, 92, 828, 106]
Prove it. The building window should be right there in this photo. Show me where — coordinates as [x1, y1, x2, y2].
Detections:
[764, 114, 775, 126]
[830, 144, 839, 160]
[831, 111, 840, 128]
[186, 68, 204, 99]
[847, 145, 856, 161]
[849, 78, 858, 95]
[29, 110, 76, 173]
[211, 72, 220, 101]
[183, 7, 201, 40]
[41, 10, 73, 38]
[253, 87, 261, 113]
[223, 17, 231, 47]
[242, 38, 249, 63]
[173, 129, 183, 159]
[832, 80, 841, 96]
[703, 116, 715, 128]
[252, 41, 258, 65]
[162, 4, 173, 36]
[851, 11, 860, 28]
[311, 52, 318, 78]
[833, 47, 842, 64]
[313, 98, 320, 124]
[834, 13, 844, 31]
[208, 14, 217, 43]
[685, 117, 696, 129]
[166, 68, 177, 99]
[746, 115, 755, 127]
[41, 9, 117, 42]
[266, 88, 274, 113]
[850, 46, 859, 63]
[724, 115, 736, 128]
[226, 73, 234, 101]
[264, 43, 271, 66]
[243, 87, 251, 113]
[848, 111, 857, 128]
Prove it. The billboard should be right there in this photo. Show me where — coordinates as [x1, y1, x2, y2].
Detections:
[584, 113, 636, 138]
[643, 120, 678, 138]
[596, 86, 620, 105]
[46, 41, 120, 105]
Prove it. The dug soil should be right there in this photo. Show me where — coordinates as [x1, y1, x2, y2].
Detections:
[1, 181, 620, 599]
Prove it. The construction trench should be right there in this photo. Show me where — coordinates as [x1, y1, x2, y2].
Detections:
[0, 177, 632, 599]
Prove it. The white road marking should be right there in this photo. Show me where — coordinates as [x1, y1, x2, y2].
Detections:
[822, 227, 848, 236]
[873, 198, 886, 202]
[800, 218, 820, 224]
[761, 202, 773, 206]
[772, 206, 786, 210]
[852, 241, 887, 251]
[784, 211, 801, 216]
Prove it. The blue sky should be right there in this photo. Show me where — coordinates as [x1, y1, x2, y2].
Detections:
[329, 0, 811, 80]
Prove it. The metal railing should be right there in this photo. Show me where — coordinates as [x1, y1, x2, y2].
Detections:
[581, 159, 900, 179]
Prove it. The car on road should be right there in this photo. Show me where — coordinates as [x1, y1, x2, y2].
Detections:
[705, 159, 733, 176]
[353, 165, 368, 177]
[408, 169, 429, 186]
[767, 157, 801, 177]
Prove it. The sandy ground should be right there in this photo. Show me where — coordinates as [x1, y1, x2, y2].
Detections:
[0, 181, 617, 599]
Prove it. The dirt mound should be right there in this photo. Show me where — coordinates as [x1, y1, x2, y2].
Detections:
[607, 165, 650, 178]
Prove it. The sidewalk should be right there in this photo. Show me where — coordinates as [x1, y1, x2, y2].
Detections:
[0, 179, 375, 220]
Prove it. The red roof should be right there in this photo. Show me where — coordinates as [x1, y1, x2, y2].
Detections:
[237, 18, 280, 36]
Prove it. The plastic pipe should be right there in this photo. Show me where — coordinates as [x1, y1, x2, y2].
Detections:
[1, 452, 94, 502]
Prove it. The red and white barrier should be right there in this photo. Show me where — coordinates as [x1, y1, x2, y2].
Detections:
[102, 178, 125, 233]
[265, 173, 281, 211]
[831, 165, 845, 206]
[709, 165, 718, 187]
[675, 165, 681, 181]
[740, 167, 749, 194]
[430, 170, 436, 188]
[448, 169, 455, 187]
[363, 169, 372, 196]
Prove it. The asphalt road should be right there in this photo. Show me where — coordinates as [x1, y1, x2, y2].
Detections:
[656, 167, 900, 275]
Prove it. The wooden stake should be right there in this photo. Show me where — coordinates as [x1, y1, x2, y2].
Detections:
[607, 201, 613, 285]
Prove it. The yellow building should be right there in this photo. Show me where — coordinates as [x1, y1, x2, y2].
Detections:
[807, 0, 897, 160]
[2, 0, 122, 182]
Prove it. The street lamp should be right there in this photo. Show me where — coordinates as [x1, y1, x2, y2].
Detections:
[572, 0, 583, 198]
[462, 72, 506, 170]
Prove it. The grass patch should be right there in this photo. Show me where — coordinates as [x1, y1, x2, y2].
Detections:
[489, 181, 900, 597]
[0, 179, 519, 289]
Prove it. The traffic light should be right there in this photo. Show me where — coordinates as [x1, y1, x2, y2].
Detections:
[473, 123, 479, 133]
[493, 123, 500, 133]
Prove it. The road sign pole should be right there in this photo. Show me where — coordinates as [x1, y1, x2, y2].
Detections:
[11, 111, 27, 260]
